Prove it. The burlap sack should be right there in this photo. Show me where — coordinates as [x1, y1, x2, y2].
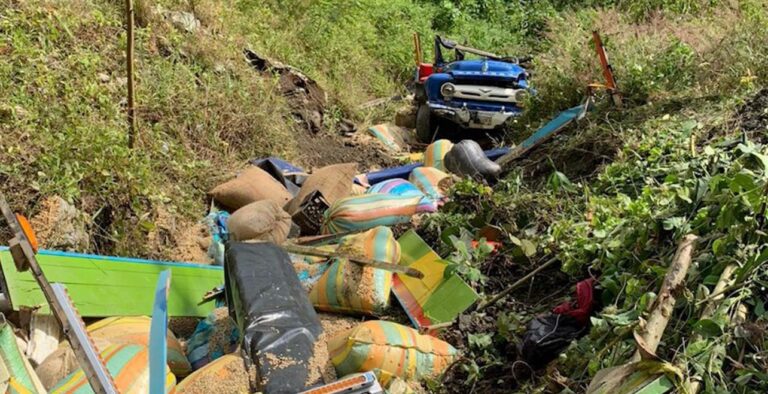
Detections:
[285, 163, 358, 214]
[210, 166, 292, 211]
[228, 200, 292, 244]
[35, 338, 112, 390]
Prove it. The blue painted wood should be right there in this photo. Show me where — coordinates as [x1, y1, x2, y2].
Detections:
[149, 270, 171, 394]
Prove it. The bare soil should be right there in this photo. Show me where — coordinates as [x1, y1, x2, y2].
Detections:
[737, 88, 768, 140]
[294, 129, 399, 171]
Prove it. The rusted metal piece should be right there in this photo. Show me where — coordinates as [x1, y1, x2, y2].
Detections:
[592, 30, 623, 107]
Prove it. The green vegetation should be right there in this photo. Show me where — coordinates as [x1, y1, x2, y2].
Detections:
[418, 1, 768, 392]
[2, 0, 768, 392]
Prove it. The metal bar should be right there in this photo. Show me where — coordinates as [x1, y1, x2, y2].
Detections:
[496, 102, 589, 167]
[52, 284, 118, 393]
[149, 270, 171, 394]
[1, 193, 118, 393]
[451, 43, 502, 60]
[592, 30, 622, 107]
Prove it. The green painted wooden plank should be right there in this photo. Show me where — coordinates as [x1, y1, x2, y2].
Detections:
[0, 248, 223, 317]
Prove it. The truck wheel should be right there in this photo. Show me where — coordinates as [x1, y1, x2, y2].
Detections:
[416, 104, 435, 143]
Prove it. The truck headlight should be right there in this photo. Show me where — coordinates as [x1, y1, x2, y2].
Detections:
[441, 83, 456, 98]
[514, 89, 529, 103]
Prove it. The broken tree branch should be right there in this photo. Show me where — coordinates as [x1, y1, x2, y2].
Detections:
[632, 234, 698, 362]
[477, 256, 559, 311]
[283, 243, 424, 279]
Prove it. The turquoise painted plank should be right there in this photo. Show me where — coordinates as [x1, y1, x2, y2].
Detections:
[0, 247, 223, 317]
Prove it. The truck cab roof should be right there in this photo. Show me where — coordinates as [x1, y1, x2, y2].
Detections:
[444, 59, 526, 81]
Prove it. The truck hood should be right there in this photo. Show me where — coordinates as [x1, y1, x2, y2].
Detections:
[445, 60, 526, 81]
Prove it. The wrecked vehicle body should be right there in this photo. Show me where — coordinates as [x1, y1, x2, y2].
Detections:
[413, 35, 531, 142]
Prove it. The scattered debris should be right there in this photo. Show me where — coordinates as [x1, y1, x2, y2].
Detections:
[244, 49, 328, 134]
[167, 11, 201, 33]
[444, 139, 502, 181]
[186, 307, 239, 371]
[392, 230, 478, 332]
[0, 317, 47, 393]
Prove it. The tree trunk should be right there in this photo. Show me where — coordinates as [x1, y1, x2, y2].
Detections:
[632, 234, 698, 361]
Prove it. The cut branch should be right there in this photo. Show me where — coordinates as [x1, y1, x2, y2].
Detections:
[632, 234, 698, 362]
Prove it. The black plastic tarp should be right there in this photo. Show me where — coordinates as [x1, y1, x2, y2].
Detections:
[225, 242, 322, 393]
[518, 314, 585, 369]
[444, 139, 502, 181]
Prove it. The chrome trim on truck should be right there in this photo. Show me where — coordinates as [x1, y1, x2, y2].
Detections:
[449, 84, 524, 103]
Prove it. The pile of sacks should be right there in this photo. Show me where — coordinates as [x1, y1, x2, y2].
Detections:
[198, 143, 494, 388]
[209, 139, 501, 243]
[1, 140, 501, 393]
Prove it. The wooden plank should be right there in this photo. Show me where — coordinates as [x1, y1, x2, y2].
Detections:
[0, 248, 222, 317]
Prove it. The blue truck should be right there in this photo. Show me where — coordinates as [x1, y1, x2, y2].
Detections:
[413, 36, 531, 142]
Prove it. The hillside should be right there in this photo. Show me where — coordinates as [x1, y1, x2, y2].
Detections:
[2, 0, 768, 393]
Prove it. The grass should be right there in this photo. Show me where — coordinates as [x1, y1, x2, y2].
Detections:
[1, 0, 578, 257]
[3, 0, 768, 392]
[419, 1, 768, 392]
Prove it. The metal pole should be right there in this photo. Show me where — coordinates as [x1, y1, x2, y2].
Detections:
[126, 0, 137, 148]
[592, 30, 622, 108]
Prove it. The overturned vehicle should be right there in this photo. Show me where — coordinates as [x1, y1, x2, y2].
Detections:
[413, 35, 531, 142]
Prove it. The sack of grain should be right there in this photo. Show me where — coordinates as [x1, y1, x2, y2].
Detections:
[309, 227, 400, 314]
[350, 183, 368, 195]
[209, 166, 292, 211]
[291, 252, 333, 291]
[0, 321, 46, 393]
[87, 316, 191, 377]
[367, 179, 437, 213]
[408, 167, 452, 202]
[227, 200, 292, 244]
[174, 354, 252, 394]
[285, 163, 358, 214]
[50, 344, 176, 394]
[423, 139, 453, 171]
[328, 321, 458, 382]
[186, 308, 240, 371]
[322, 194, 428, 234]
[35, 338, 112, 390]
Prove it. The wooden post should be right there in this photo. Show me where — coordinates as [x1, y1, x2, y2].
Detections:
[632, 234, 698, 362]
[125, 0, 137, 148]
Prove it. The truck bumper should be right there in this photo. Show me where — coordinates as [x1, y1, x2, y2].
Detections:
[428, 103, 521, 130]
